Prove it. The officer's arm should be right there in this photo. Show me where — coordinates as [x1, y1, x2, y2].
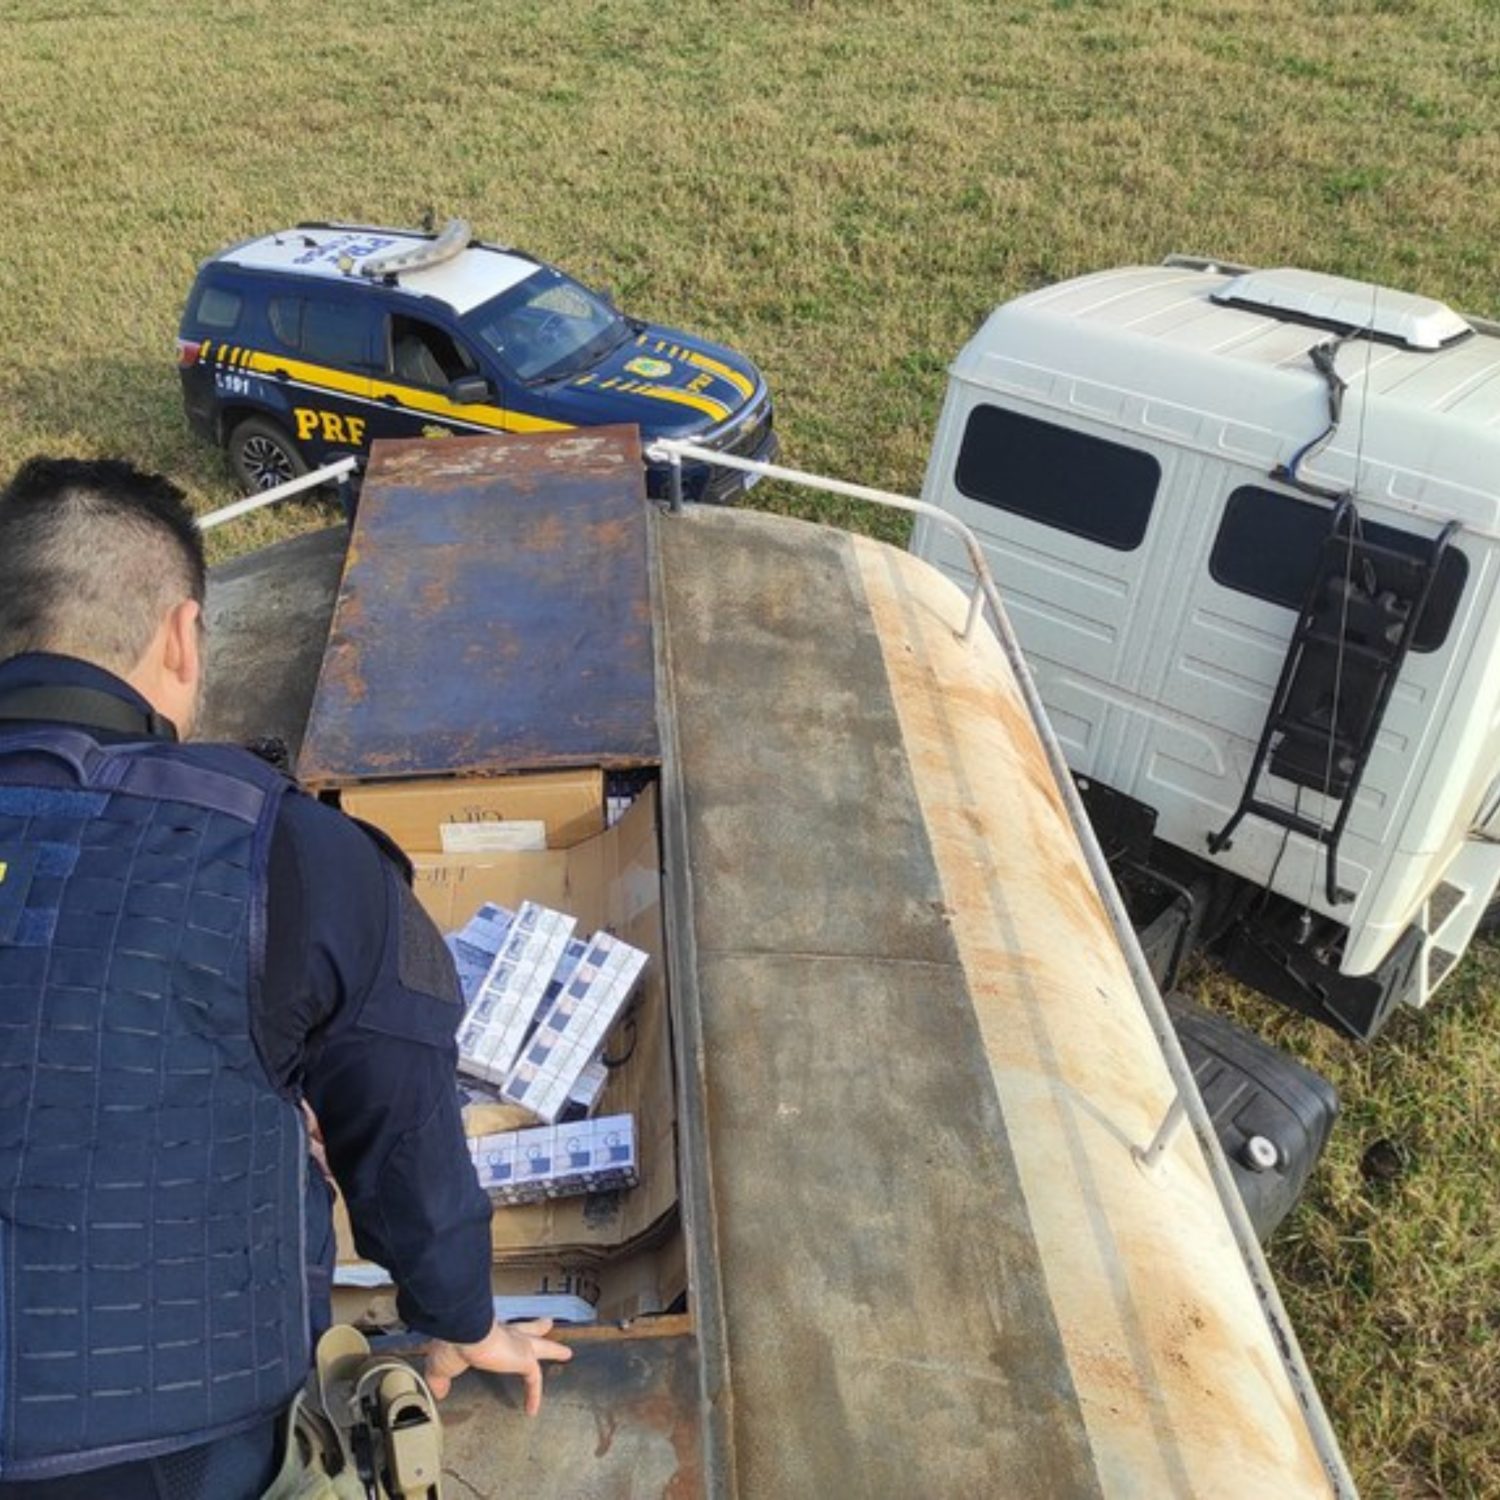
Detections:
[268, 800, 496, 1344]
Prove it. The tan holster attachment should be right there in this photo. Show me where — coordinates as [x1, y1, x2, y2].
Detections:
[261, 1326, 443, 1500]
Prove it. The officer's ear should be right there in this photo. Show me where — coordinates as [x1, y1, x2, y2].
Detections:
[162, 599, 202, 684]
[161, 598, 204, 734]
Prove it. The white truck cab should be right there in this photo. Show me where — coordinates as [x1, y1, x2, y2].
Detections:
[913, 256, 1500, 1038]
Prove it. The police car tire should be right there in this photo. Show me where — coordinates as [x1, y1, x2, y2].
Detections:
[228, 417, 308, 494]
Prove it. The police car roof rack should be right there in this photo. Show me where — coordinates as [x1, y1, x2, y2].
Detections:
[354, 217, 473, 285]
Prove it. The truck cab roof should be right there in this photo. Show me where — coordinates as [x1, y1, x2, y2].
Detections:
[954, 262, 1500, 533]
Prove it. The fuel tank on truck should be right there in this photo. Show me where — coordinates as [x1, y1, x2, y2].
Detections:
[200, 427, 1353, 1498]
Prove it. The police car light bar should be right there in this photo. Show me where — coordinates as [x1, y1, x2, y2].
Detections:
[357, 218, 472, 281]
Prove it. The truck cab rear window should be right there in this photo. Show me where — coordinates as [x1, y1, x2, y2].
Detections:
[1210, 486, 1466, 653]
[954, 404, 1159, 551]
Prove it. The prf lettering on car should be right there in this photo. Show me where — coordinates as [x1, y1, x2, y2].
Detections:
[291, 232, 398, 267]
[294, 409, 367, 446]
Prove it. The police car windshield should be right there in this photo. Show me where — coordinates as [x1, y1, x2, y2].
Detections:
[468, 269, 629, 383]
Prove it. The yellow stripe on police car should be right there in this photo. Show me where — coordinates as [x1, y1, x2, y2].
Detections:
[682, 348, 756, 401]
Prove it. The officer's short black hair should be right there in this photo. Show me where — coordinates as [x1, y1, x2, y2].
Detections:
[0, 457, 207, 676]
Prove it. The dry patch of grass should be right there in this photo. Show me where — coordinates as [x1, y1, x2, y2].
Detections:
[1, 2, 1498, 1490]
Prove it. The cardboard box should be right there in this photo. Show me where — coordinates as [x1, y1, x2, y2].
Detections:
[330, 1225, 685, 1328]
[334, 783, 676, 1268]
[341, 768, 605, 852]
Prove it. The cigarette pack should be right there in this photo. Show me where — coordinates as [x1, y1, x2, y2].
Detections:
[457, 902, 576, 1085]
[445, 902, 513, 1005]
[500, 932, 647, 1123]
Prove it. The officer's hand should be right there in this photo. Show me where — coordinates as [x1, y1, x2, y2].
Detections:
[424, 1318, 573, 1414]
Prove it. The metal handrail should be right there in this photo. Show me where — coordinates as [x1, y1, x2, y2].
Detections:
[197, 457, 358, 532]
[645, 440, 998, 640]
[646, 435, 1357, 1498]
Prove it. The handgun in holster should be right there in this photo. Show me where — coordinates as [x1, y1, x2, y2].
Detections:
[308, 1325, 444, 1499]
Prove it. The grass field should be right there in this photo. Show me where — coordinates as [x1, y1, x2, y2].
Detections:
[2, 1, 1497, 1492]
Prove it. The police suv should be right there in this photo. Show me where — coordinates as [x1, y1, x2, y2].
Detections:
[177, 219, 777, 500]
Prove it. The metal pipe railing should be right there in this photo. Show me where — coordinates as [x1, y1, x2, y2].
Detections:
[197, 456, 358, 532]
[645, 440, 998, 643]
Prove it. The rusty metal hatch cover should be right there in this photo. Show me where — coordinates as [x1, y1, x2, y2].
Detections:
[297, 427, 660, 787]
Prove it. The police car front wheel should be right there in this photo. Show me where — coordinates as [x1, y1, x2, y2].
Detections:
[229, 417, 308, 493]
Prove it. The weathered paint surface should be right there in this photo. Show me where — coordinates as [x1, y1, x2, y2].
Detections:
[201, 526, 346, 760]
[439, 1320, 703, 1498]
[655, 507, 1105, 1499]
[296, 428, 660, 787]
[850, 534, 1335, 1497]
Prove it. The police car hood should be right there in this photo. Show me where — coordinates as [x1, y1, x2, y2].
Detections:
[551, 326, 760, 436]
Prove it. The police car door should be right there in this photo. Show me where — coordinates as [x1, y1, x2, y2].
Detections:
[372, 312, 506, 442]
[264, 290, 378, 464]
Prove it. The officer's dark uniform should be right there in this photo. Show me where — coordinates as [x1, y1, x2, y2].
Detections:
[0, 653, 495, 1499]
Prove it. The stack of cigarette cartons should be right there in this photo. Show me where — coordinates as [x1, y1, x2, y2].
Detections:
[499, 929, 647, 1121]
[456, 902, 579, 1091]
[446, 902, 514, 1004]
[330, 779, 681, 1323]
[469, 1115, 638, 1206]
[446, 901, 646, 1127]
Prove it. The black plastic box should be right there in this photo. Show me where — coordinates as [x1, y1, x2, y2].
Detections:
[1167, 994, 1339, 1240]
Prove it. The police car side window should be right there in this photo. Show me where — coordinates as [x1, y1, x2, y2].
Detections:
[301, 299, 370, 370]
[195, 285, 242, 331]
[388, 315, 478, 389]
[269, 296, 303, 351]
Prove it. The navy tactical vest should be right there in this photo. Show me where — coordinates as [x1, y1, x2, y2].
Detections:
[0, 725, 309, 1480]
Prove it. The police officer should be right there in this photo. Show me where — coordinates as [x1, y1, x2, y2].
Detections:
[0, 458, 570, 1498]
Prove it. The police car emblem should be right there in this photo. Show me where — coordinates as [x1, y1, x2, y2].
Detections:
[624, 356, 673, 379]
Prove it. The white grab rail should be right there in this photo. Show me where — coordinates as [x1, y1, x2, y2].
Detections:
[197, 457, 358, 533]
[645, 439, 998, 639]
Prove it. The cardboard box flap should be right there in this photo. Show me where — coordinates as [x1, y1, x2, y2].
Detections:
[342, 769, 604, 852]
[297, 428, 660, 789]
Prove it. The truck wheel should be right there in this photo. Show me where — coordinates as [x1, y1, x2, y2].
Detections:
[228, 417, 308, 493]
[1479, 894, 1500, 936]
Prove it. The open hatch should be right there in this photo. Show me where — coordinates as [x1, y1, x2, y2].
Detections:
[295, 428, 688, 1329]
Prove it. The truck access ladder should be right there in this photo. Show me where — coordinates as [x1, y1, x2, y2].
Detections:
[1209, 498, 1459, 905]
